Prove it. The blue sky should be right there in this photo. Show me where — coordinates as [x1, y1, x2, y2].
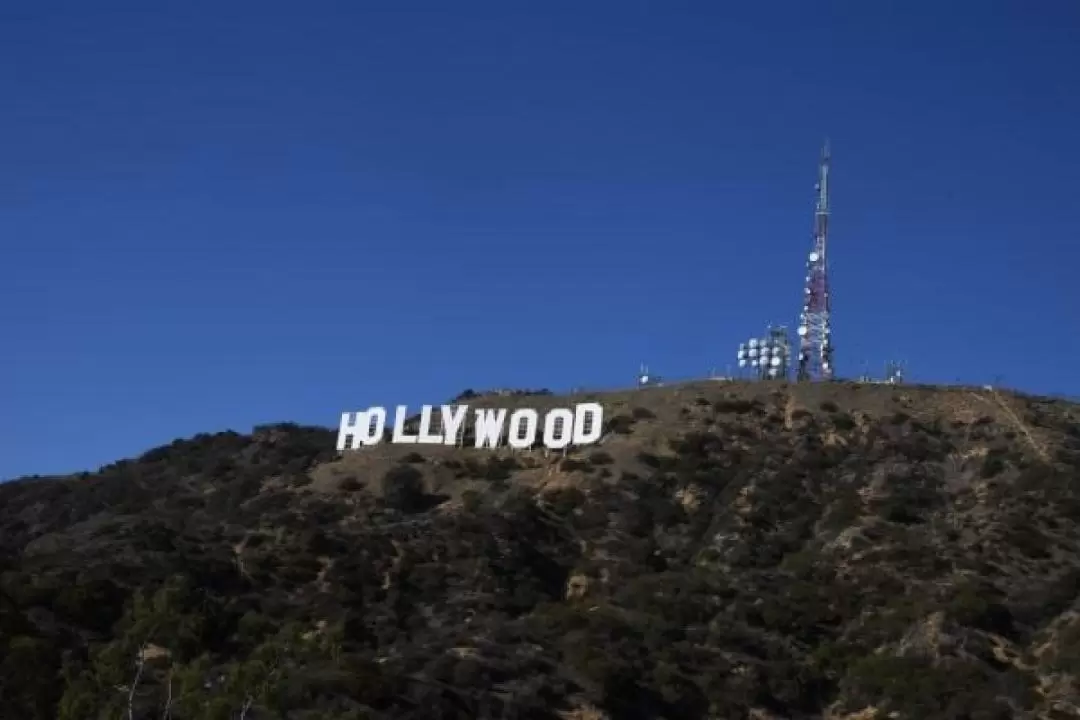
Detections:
[2, 1, 1078, 480]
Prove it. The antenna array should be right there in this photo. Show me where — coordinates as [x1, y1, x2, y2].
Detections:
[737, 325, 791, 380]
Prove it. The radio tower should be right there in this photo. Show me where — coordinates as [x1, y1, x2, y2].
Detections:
[796, 141, 835, 381]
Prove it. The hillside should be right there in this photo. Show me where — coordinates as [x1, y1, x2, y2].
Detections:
[2, 380, 1080, 720]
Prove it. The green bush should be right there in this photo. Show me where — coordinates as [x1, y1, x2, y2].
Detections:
[588, 451, 614, 466]
[339, 476, 363, 491]
[560, 458, 592, 473]
[980, 455, 1006, 478]
[380, 465, 426, 511]
[605, 415, 636, 434]
[831, 413, 856, 431]
[713, 398, 758, 414]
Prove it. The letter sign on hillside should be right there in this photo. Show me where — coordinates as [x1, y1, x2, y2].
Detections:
[336, 403, 604, 452]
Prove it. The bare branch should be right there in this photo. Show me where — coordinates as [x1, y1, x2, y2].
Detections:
[236, 639, 289, 720]
[124, 622, 161, 720]
[161, 669, 173, 720]
[127, 643, 147, 720]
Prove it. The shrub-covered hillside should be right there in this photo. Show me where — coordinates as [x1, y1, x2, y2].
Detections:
[2, 380, 1080, 719]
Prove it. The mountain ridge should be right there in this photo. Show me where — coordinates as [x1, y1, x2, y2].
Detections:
[2, 379, 1079, 719]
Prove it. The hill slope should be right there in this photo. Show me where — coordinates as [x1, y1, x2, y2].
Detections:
[2, 380, 1080, 719]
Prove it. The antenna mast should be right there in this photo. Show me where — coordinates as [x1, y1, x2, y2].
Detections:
[797, 141, 834, 381]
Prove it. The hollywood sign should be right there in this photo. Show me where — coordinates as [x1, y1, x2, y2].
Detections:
[337, 403, 604, 451]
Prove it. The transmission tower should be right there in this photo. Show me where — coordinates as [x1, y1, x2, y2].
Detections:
[796, 141, 835, 381]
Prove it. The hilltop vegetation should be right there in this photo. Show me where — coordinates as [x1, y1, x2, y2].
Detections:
[2, 380, 1080, 719]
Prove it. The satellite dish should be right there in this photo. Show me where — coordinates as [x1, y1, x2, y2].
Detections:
[809, 252, 820, 262]
[771, 356, 781, 367]
[738, 359, 747, 368]
[797, 326, 808, 336]
[748, 339, 759, 348]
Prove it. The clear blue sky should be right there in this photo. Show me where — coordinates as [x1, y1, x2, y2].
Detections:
[2, 1, 1078, 480]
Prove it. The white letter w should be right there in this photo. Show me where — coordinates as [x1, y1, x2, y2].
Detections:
[473, 409, 506, 448]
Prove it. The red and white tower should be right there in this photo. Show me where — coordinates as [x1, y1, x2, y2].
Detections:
[796, 142, 835, 381]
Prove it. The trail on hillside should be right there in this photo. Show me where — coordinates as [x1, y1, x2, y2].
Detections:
[783, 389, 797, 431]
[971, 389, 1050, 462]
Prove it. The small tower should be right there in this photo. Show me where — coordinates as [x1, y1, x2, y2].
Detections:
[885, 360, 904, 384]
[637, 364, 662, 387]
